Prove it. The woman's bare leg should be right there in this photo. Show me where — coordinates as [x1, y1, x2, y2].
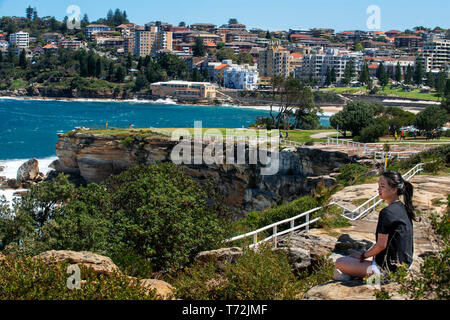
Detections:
[335, 256, 373, 278]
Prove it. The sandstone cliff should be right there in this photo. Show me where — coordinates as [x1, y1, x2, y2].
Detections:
[55, 131, 355, 213]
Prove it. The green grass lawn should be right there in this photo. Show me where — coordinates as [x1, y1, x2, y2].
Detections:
[9, 80, 28, 89]
[320, 86, 442, 101]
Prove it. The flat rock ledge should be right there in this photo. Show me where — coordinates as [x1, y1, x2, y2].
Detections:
[303, 279, 407, 300]
[33, 250, 175, 299]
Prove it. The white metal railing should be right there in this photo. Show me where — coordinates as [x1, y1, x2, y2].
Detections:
[225, 202, 336, 249]
[336, 163, 424, 221]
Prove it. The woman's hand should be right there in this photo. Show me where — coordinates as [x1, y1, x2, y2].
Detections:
[349, 252, 362, 260]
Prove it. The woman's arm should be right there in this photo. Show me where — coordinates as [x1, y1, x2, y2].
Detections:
[361, 233, 389, 260]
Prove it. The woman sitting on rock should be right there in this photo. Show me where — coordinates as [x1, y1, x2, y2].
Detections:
[334, 171, 415, 281]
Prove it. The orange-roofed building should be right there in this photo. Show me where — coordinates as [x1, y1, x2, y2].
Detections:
[42, 44, 58, 52]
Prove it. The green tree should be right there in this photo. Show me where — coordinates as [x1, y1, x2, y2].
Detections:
[342, 58, 355, 85]
[436, 71, 448, 97]
[87, 54, 96, 77]
[134, 71, 149, 91]
[354, 41, 364, 52]
[25, 6, 34, 20]
[359, 63, 370, 85]
[107, 62, 115, 81]
[81, 14, 89, 28]
[193, 37, 206, 57]
[95, 58, 103, 78]
[191, 68, 201, 82]
[228, 18, 238, 25]
[330, 101, 379, 137]
[178, 21, 186, 27]
[330, 66, 337, 83]
[237, 52, 254, 65]
[79, 57, 88, 77]
[325, 66, 332, 86]
[115, 65, 126, 82]
[405, 64, 413, 85]
[395, 62, 402, 82]
[413, 105, 447, 131]
[414, 60, 424, 85]
[19, 49, 27, 68]
[426, 71, 435, 88]
[377, 62, 389, 87]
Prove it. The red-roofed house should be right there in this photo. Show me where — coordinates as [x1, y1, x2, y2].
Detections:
[42, 44, 58, 52]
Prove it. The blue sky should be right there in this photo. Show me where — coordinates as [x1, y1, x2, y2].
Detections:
[0, 0, 448, 32]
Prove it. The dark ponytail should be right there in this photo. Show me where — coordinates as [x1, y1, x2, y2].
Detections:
[382, 171, 417, 222]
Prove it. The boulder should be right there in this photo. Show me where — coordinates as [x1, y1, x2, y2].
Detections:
[277, 230, 336, 261]
[0, 166, 4, 173]
[195, 247, 243, 268]
[6, 178, 20, 189]
[17, 158, 40, 183]
[334, 234, 374, 255]
[303, 279, 406, 300]
[273, 247, 311, 272]
[34, 250, 120, 275]
[140, 279, 175, 300]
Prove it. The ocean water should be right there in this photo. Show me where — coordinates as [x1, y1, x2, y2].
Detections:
[0, 97, 330, 203]
[0, 97, 330, 160]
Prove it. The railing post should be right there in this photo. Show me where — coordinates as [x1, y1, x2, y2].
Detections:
[306, 213, 310, 232]
[253, 233, 257, 247]
[290, 220, 295, 236]
[273, 225, 278, 248]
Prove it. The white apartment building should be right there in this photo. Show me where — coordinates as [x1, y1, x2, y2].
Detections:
[224, 63, 259, 90]
[418, 39, 450, 73]
[297, 48, 363, 84]
[85, 24, 111, 40]
[9, 31, 29, 49]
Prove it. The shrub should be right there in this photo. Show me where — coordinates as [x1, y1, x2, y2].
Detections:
[336, 163, 369, 186]
[0, 257, 157, 300]
[171, 245, 335, 300]
[358, 119, 389, 143]
[172, 244, 301, 300]
[0, 163, 229, 274]
[383, 199, 450, 300]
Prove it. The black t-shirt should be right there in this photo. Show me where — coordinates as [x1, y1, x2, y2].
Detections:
[375, 201, 414, 272]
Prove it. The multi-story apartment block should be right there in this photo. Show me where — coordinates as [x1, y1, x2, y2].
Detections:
[60, 39, 84, 50]
[85, 24, 111, 40]
[418, 39, 450, 73]
[124, 36, 135, 55]
[224, 63, 259, 90]
[258, 45, 292, 78]
[9, 31, 29, 49]
[394, 35, 423, 49]
[297, 48, 363, 84]
[133, 29, 173, 57]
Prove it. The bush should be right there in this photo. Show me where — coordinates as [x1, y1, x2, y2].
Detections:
[0, 257, 157, 300]
[0, 163, 229, 274]
[171, 244, 335, 300]
[336, 163, 369, 186]
[385, 205, 450, 300]
[172, 244, 301, 300]
[358, 118, 389, 143]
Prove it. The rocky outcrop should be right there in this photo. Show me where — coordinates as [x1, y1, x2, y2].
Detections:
[34, 250, 120, 275]
[195, 247, 244, 268]
[334, 234, 374, 255]
[55, 131, 354, 212]
[139, 279, 175, 300]
[303, 279, 406, 300]
[16, 158, 40, 183]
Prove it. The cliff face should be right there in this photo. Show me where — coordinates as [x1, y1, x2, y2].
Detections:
[55, 132, 353, 213]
